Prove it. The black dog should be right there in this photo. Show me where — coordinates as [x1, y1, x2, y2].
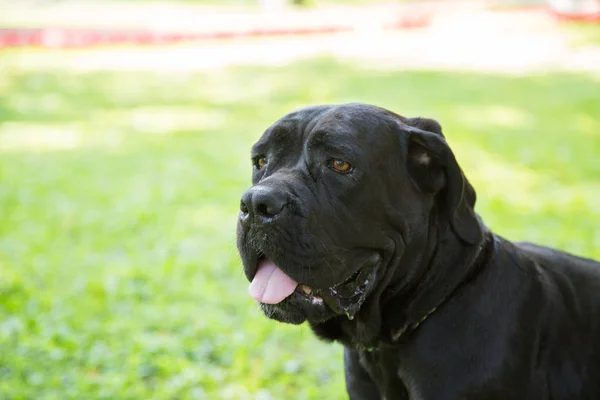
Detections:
[236, 103, 600, 399]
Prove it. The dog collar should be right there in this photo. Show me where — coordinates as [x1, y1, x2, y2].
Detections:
[391, 305, 439, 342]
[390, 234, 494, 343]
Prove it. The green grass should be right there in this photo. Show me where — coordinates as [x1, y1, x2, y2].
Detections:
[0, 51, 599, 399]
[563, 21, 600, 47]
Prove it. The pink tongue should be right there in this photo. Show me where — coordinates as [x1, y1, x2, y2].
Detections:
[249, 260, 298, 304]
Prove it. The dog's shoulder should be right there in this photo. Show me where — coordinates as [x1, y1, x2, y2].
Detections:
[515, 241, 600, 275]
[514, 240, 600, 309]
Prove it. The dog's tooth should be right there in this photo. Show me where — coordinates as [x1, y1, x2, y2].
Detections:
[300, 285, 312, 295]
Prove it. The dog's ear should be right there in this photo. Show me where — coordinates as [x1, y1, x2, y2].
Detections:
[406, 117, 444, 138]
[405, 118, 482, 245]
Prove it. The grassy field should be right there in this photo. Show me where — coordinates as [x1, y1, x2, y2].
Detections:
[0, 50, 599, 399]
[565, 21, 600, 47]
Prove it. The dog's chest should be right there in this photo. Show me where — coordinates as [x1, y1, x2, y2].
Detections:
[359, 347, 411, 399]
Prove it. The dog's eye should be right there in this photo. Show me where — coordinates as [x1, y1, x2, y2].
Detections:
[330, 159, 353, 174]
[253, 156, 268, 169]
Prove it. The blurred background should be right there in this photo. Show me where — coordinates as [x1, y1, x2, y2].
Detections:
[0, 0, 599, 398]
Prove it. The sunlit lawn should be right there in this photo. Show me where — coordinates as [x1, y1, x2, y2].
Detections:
[0, 50, 599, 399]
[564, 21, 600, 47]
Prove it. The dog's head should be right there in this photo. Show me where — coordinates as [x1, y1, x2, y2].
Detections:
[236, 103, 482, 328]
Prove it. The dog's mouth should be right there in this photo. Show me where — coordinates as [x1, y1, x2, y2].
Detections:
[294, 284, 325, 306]
[248, 254, 380, 321]
[320, 261, 379, 319]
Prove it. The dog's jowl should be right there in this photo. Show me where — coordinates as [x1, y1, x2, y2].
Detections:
[236, 103, 600, 400]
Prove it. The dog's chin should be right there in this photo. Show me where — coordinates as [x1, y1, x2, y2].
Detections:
[259, 291, 338, 325]
[261, 304, 307, 325]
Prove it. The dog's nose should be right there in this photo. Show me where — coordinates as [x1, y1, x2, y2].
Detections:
[240, 186, 287, 223]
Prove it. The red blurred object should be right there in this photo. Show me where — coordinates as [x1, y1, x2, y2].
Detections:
[0, 27, 360, 48]
[547, 0, 600, 21]
[0, 6, 433, 49]
[551, 11, 600, 21]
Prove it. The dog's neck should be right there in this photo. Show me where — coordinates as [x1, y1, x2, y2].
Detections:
[310, 220, 494, 350]
[385, 229, 495, 343]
